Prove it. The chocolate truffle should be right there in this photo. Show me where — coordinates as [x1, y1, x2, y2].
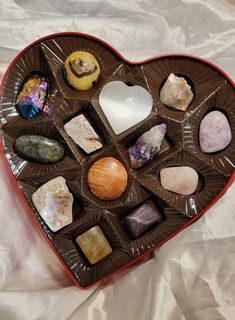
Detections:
[64, 51, 100, 91]
[124, 201, 161, 239]
[87, 157, 128, 201]
[76, 226, 112, 264]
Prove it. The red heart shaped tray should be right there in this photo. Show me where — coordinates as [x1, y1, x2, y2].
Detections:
[0, 32, 235, 288]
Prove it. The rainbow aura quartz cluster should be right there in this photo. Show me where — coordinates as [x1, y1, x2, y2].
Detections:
[16, 75, 48, 119]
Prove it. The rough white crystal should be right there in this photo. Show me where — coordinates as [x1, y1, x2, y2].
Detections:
[160, 73, 193, 111]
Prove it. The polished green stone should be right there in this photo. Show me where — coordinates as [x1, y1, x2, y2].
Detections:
[15, 135, 65, 164]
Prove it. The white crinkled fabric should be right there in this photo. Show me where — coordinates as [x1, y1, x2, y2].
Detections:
[0, 1, 235, 319]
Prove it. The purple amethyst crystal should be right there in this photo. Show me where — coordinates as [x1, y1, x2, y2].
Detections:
[16, 75, 48, 119]
[124, 202, 161, 239]
[128, 123, 166, 169]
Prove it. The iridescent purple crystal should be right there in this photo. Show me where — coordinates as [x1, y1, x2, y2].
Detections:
[124, 202, 161, 239]
[128, 123, 166, 169]
[17, 75, 48, 119]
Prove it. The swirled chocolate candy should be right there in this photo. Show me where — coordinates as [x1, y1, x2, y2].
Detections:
[76, 226, 112, 264]
[16, 75, 48, 119]
[64, 51, 100, 91]
[14, 134, 64, 164]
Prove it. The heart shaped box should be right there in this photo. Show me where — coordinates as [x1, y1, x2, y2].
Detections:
[1, 32, 235, 289]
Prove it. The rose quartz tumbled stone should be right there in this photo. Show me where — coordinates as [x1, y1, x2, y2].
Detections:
[160, 166, 198, 196]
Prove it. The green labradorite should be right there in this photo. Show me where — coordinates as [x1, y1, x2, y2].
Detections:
[15, 135, 65, 164]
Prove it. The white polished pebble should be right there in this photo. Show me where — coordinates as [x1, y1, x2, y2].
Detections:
[99, 81, 152, 134]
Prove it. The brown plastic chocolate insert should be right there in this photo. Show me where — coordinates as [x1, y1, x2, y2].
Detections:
[1, 34, 235, 288]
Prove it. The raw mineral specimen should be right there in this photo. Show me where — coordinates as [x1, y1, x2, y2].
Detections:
[14, 134, 64, 164]
[87, 157, 128, 201]
[160, 73, 193, 111]
[16, 75, 48, 119]
[31, 176, 73, 232]
[64, 51, 100, 91]
[128, 123, 166, 169]
[124, 201, 161, 239]
[199, 110, 232, 153]
[64, 114, 102, 154]
[99, 81, 153, 134]
[76, 225, 112, 264]
[160, 166, 199, 195]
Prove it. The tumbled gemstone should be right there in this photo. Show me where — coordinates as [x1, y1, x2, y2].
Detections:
[14, 134, 64, 164]
[199, 110, 232, 153]
[31, 176, 73, 232]
[160, 166, 199, 195]
[124, 202, 161, 239]
[16, 75, 48, 119]
[76, 226, 112, 264]
[64, 114, 102, 154]
[87, 157, 128, 201]
[128, 123, 166, 169]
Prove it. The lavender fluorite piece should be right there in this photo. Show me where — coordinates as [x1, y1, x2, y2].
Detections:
[17, 75, 48, 119]
[128, 123, 166, 169]
[124, 202, 161, 239]
[199, 110, 232, 153]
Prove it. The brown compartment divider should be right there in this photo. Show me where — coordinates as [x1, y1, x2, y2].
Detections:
[142, 56, 226, 122]
[40, 36, 123, 100]
[52, 209, 132, 287]
[183, 82, 235, 176]
[138, 150, 227, 217]
[1, 43, 56, 123]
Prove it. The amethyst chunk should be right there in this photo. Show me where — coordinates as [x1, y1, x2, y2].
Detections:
[128, 123, 166, 169]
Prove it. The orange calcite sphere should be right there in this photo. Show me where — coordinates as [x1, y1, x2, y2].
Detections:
[87, 157, 128, 201]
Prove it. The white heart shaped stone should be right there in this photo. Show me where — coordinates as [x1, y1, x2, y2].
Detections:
[99, 81, 153, 134]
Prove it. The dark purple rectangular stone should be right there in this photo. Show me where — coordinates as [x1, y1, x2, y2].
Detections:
[124, 201, 161, 239]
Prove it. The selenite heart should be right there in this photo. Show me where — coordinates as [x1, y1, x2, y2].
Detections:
[99, 81, 153, 134]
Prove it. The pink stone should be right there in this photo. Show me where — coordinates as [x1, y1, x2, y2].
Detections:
[160, 166, 198, 196]
[199, 111, 232, 153]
